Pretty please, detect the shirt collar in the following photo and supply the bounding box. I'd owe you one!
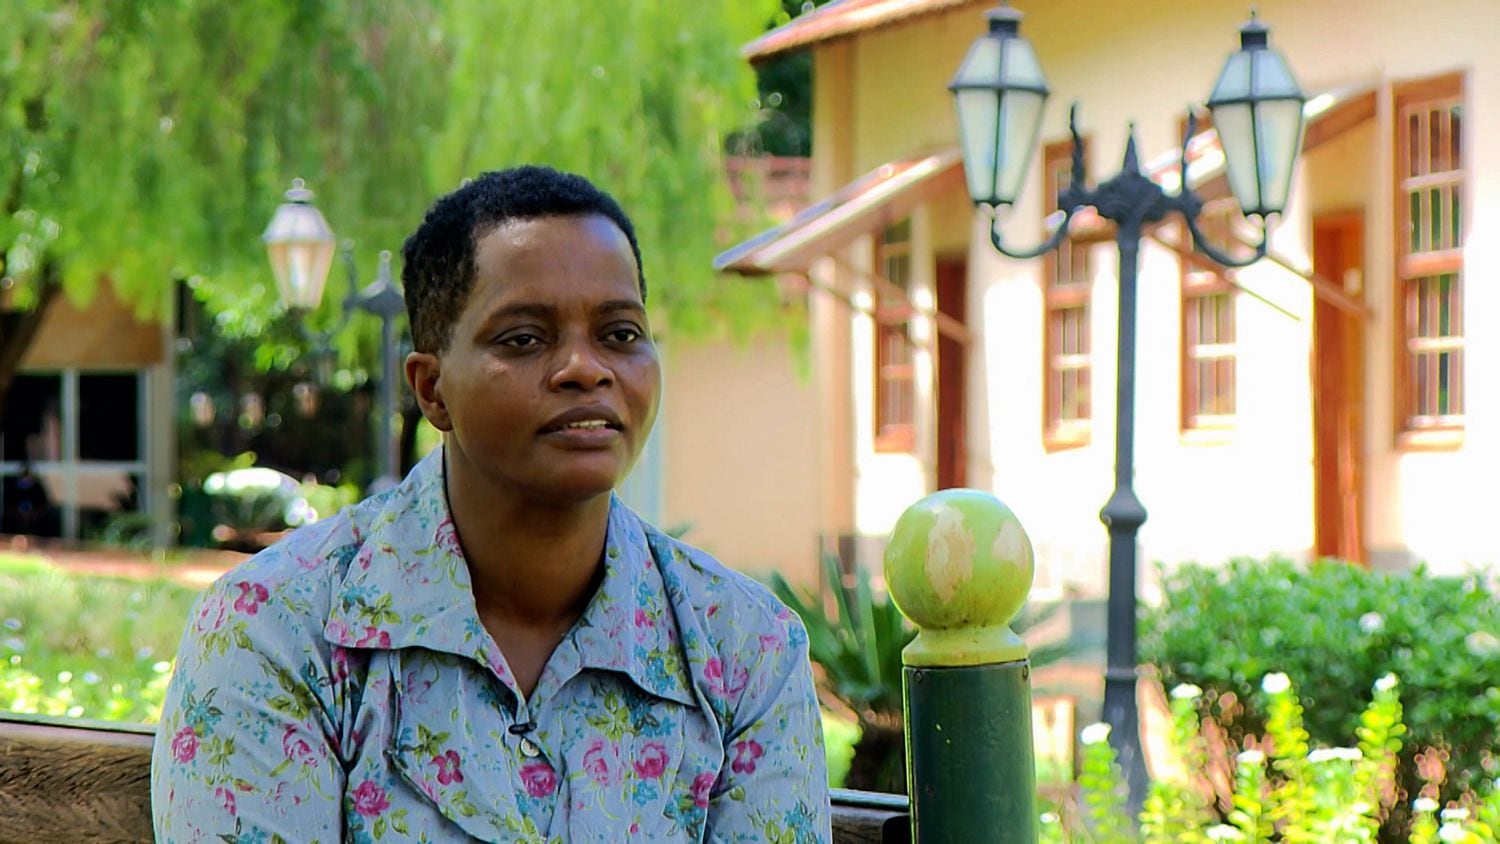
[323,447,694,706]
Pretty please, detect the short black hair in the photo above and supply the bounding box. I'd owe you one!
[401,166,645,353]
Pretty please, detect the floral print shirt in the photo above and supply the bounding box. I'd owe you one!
[152,449,830,843]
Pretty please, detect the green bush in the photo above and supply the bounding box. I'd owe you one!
[1141,556,1500,830]
[1045,674,1500,842]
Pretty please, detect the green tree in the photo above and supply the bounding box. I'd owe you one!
[1,0,780,416]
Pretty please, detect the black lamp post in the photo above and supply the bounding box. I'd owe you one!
[262,179,406,492]
[951,5,1305,807]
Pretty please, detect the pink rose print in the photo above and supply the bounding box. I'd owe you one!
[281,726,318,767]
[691,771,716,808]
[759,632,784,653]
[215,786,237,816]
[520,761,558,798]
[171,726,199,763]
[634,608,654,628]
[581,738,616,785]
[356,625,391,648]
[330,647,351,683]
[633,741,670,780]
[195,596,229,633]
[705,658,750,698]
[351,779,390,817]
[232,581,269,615]
[434,517,461,554]
[431,749,464,785]
[731,739,764,775]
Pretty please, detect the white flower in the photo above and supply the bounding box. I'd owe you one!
[1440,808,1470,822]
[1438,825,1467,843]
[1237,749,1266,765]
[65,705,84,718]
[1039,812,1060,825]
[1171,683,1204,701]
[1375,673,1399,692]
[1081,722,1112,745]
[56,670,72,683]
[1414,797,1440,813]
[1206,825,1246,842]
[1465,631,1500,657]
[152,661,172,674]
[1359,612,1385,633]
[1261,672,1292,695]
[1308,747,1361,764]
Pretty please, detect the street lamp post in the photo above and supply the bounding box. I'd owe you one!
[950,5,1306,808]
[262,179,406,491]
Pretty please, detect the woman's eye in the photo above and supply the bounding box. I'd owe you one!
[499,333,543,349]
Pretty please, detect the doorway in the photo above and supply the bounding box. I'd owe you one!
[1311,212,1367,563]
[936,258,967,490]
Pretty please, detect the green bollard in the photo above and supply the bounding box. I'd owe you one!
[885,489,1038,844]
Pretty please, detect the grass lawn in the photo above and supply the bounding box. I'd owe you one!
[0,554,201,722]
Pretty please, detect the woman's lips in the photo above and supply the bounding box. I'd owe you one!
[539,424,622,448]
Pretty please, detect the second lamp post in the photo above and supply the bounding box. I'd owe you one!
[262,179,407,492]
[950,4,1307,808]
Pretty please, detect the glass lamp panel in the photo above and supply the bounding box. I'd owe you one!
[996,89,1046,205]
[1250,50,1301,97]
[1210,102,1261,215]
[1209,51,1252,102]
[1000,36,1045,90]
[952,33,1003,87]
[1254,99,1305,215]
[955,89,1000,204]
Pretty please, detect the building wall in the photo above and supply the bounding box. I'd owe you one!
[812,0,1500,590]
[657,328,823,585]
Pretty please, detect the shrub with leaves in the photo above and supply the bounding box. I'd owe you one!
[770,553,1072,793]
[1141,556,1500,822]
[1042,673,1500,842]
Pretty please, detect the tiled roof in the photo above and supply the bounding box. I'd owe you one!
[715,148,964,275]
[743,0,988,63]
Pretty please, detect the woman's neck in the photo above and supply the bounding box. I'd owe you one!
[441,452,612,629]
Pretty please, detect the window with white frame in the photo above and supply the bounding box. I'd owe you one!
[1,370,148,539]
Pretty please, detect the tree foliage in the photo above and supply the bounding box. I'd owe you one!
[1,0,781,408]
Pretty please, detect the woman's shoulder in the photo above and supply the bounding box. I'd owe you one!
[637,517,808,650]
[192,501,373,638]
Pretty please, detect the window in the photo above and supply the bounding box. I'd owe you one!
[1394,74,1464,436]
[874,219,916,451]
[1180,201,1240,430]
[0,370,147,539]
[1042,139,1090,448]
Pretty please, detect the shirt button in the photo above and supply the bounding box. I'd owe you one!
[519,738,541,758]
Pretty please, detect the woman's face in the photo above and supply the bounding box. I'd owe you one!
[413,213,660,506]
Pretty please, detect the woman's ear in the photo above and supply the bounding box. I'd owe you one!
[405,351,452,432]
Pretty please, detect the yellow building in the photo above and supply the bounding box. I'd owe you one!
[689,0,1496,595]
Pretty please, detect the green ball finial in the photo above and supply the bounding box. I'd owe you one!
[883,489,1036,667]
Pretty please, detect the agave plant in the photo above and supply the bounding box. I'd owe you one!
[771,552,1072,794]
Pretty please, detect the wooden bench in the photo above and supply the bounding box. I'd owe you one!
[0,713,909,842]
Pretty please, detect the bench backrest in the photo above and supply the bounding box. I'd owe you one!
[0,714,908,842]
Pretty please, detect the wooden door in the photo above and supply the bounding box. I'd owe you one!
[936,259,967,490]
[1312,213,1367,563]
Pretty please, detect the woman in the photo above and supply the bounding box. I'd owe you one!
[152,166,831,843]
